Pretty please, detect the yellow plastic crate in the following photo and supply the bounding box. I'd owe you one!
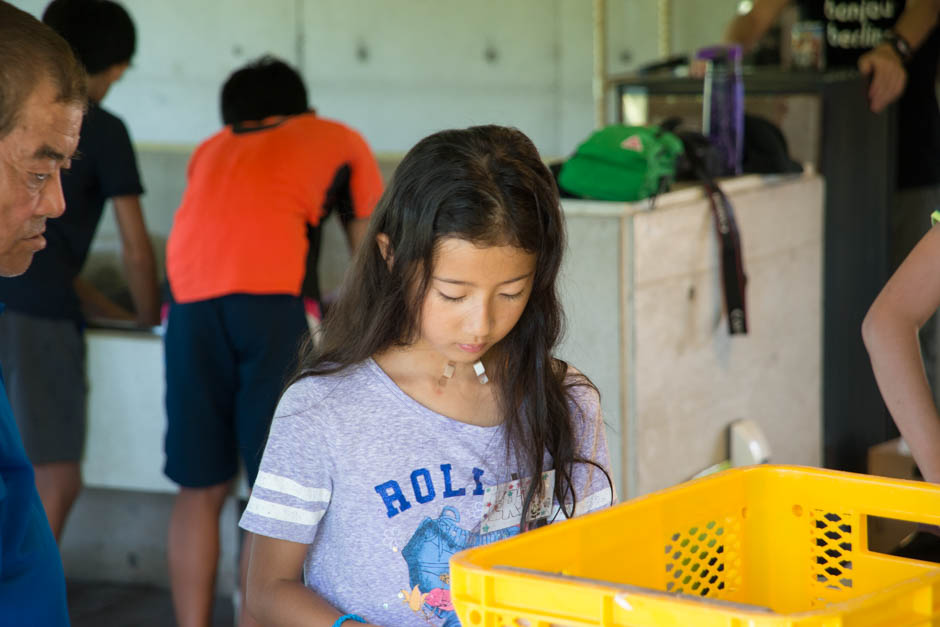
[450,465,940,626]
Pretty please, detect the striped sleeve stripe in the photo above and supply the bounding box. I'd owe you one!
[245,496,325,527]
[254,471,331,503]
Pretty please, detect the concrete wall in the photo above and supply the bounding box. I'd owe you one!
[13,0,737,157]
[15,0,595,156]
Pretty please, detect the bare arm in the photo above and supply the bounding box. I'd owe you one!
[859,0,940,112]
[73,276,134,321]
[112,195,160,326]
[344,217,370,253]
[723,0,792,52]
[689,0,791,76]
[863,224,940,483]
[245,534,380,627]
[891,0,940,50]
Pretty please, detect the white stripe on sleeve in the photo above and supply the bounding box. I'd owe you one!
[245,496,325,527]
[254,471,331,503]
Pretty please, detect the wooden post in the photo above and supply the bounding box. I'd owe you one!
[658,0,672,58]
[593,0,607,128]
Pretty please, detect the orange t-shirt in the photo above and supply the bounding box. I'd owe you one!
[166,113,383,303]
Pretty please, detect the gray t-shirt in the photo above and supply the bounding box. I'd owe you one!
[239,358,613,627]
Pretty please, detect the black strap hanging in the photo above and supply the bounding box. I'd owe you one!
[703,179,748,335]
[655,119,748,334]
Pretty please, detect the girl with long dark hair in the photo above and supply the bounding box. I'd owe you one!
[239,125,614,627]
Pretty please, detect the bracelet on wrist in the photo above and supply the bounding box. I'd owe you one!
[882,30,913,63]
[332,614,365,627]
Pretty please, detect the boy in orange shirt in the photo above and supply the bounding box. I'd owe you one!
[163,55,383,627]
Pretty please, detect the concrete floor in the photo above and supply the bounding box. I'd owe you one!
[68,579,235,627]
[60,487,245,626]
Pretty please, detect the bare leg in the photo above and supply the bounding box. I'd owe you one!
[168,482,231,627]
[238,531,261,627]
[33,461,82,542]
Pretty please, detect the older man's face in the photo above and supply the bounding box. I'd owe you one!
[0,79,82,277]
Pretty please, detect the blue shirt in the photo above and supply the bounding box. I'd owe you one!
[0,359,69,625]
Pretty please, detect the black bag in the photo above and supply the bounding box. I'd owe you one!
[742,114,803,175]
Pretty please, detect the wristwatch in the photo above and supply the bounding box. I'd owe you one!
[882,30,913,63]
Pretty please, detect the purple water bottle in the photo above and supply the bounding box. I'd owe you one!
[696,44,744,176]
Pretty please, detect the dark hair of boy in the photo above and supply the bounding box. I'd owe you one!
[293,124,611,527]
[42,0,136,73]
[220,55,309,125]
[0,1,87,138]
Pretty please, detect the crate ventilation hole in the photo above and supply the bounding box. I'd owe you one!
[811,510,854,593]
[664,518,740,598]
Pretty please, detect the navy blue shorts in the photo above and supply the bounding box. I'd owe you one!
[164,294,308,488]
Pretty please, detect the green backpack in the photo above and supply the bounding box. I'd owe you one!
[558,124,685,202]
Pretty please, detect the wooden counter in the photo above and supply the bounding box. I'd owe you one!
[556,173,824,497]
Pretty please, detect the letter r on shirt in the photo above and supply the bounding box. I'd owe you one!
[374,480,412,518]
